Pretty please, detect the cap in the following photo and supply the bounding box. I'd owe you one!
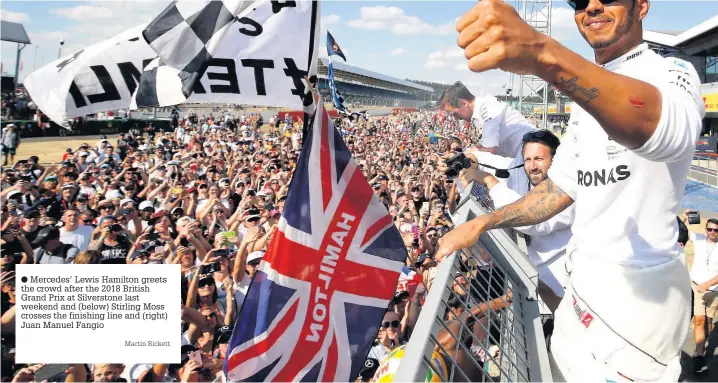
[98,215,118,225]
[245,208,261,222]
[218,178,230,187]
[139,201,154,211]
[256,191,267,197]
[359,358,380,380]
[105,189,123,200]
[61,183,78,190]
[171,207,185,216]
[269,209,281,218]
[120,198,135,207]
[213,325,233,349]
[44,175,58,182]
[76,193,89,202]
[130,249,150,261]
[414,252,429,267]
[97,199,114,208]
[31,226,60,247]
[247,251,264,264]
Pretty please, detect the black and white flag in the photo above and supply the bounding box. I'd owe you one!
[24,0,319,124]
[133,0,319,109]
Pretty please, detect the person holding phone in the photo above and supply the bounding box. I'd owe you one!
[89,216,132,264]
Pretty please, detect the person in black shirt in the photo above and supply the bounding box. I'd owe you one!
[89,216,132,264]
[20,209,43,247]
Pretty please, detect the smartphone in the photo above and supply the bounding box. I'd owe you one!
[188,350,203,366]
[221,231,237,245]
[200,262,221,274]
[34,364,70,382]
[422,202,430,211]
[153,246,164,254]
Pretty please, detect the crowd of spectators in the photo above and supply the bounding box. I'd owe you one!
[0,106,499,382]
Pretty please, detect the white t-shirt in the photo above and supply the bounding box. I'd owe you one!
[472,94,536,159]
[60,225,94,252]
[233,274,253,313]
[547,43,705,267]
[488,182,573,298]
[689,232,718,291]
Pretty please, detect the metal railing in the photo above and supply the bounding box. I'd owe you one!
[690,153,718,187]
[394,183,552,382]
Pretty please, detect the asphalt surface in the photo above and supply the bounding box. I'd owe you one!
[680,319,718,381]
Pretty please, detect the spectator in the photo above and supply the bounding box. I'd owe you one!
[686,217,718,373]
[59,209,94,251]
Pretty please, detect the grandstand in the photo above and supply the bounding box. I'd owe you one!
[316,57,434,109]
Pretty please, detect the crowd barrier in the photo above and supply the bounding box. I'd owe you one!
[0,118,173,139]
[394,183,552,382]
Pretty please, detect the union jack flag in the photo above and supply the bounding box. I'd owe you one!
[224,100,407,382]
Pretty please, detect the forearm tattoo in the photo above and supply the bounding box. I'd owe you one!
[485,178,572,230]
[555,76,600,104]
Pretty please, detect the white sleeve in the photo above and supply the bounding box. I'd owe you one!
[631,58,705,163]
[546,128,578,201]
[488,183,574,236]
[476,97,503,149]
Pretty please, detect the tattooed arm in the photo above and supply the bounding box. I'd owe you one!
[535,40,663,150]
[435,178,573,261]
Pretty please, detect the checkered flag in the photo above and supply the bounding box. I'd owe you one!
[133,0,254,107]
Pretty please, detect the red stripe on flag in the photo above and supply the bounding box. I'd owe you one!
[319,107,332,211]
[321,332,339,382]
[226,299,300,373]
[361,215,392,248]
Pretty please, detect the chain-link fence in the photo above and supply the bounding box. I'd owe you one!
[394,183,552,382]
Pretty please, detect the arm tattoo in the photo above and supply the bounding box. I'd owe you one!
[485,178,573,230]
[555,76,600,103]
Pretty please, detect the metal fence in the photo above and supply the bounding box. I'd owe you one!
[689,153,718,187]
[394,183,552,382]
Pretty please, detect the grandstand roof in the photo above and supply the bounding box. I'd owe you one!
[318,57,434,93]
[1,20,30,44]
[644,15,718,56]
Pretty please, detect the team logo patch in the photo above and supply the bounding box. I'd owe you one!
[572,295,594,328]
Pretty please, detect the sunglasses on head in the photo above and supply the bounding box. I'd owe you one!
[567,0,618,11]
[381,320,400,329]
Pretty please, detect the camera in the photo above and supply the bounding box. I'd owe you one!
[687,211,701,225]
[200,262,221,274]
[443,152,473,179]
[110,223,123,233]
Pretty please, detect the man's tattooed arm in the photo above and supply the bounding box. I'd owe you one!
[482,178,573,230]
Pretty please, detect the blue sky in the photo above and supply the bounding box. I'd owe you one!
[1,1,717,96]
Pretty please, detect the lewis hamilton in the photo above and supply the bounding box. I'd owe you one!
[436,0,706,381]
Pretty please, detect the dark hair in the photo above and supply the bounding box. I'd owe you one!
[677,217,688,246]
[522,130,561,157]
[436,81,475,109]
[707,219,718,228]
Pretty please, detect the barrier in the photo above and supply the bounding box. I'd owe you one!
[0,118,173,139]
[690,152,718,187]
[394,183,552,382]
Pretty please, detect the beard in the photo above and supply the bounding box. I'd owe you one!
[528,171,547,187]
[580,4,635,50]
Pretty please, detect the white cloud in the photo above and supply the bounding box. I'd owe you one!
[423,47,466,70]
[424,60,447,69]
[348,6,454,36]
[55,5,114,20]
[322,14,341,25]
[455,63,469,71]
[391,48,408,56]
[1,9,29,23]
